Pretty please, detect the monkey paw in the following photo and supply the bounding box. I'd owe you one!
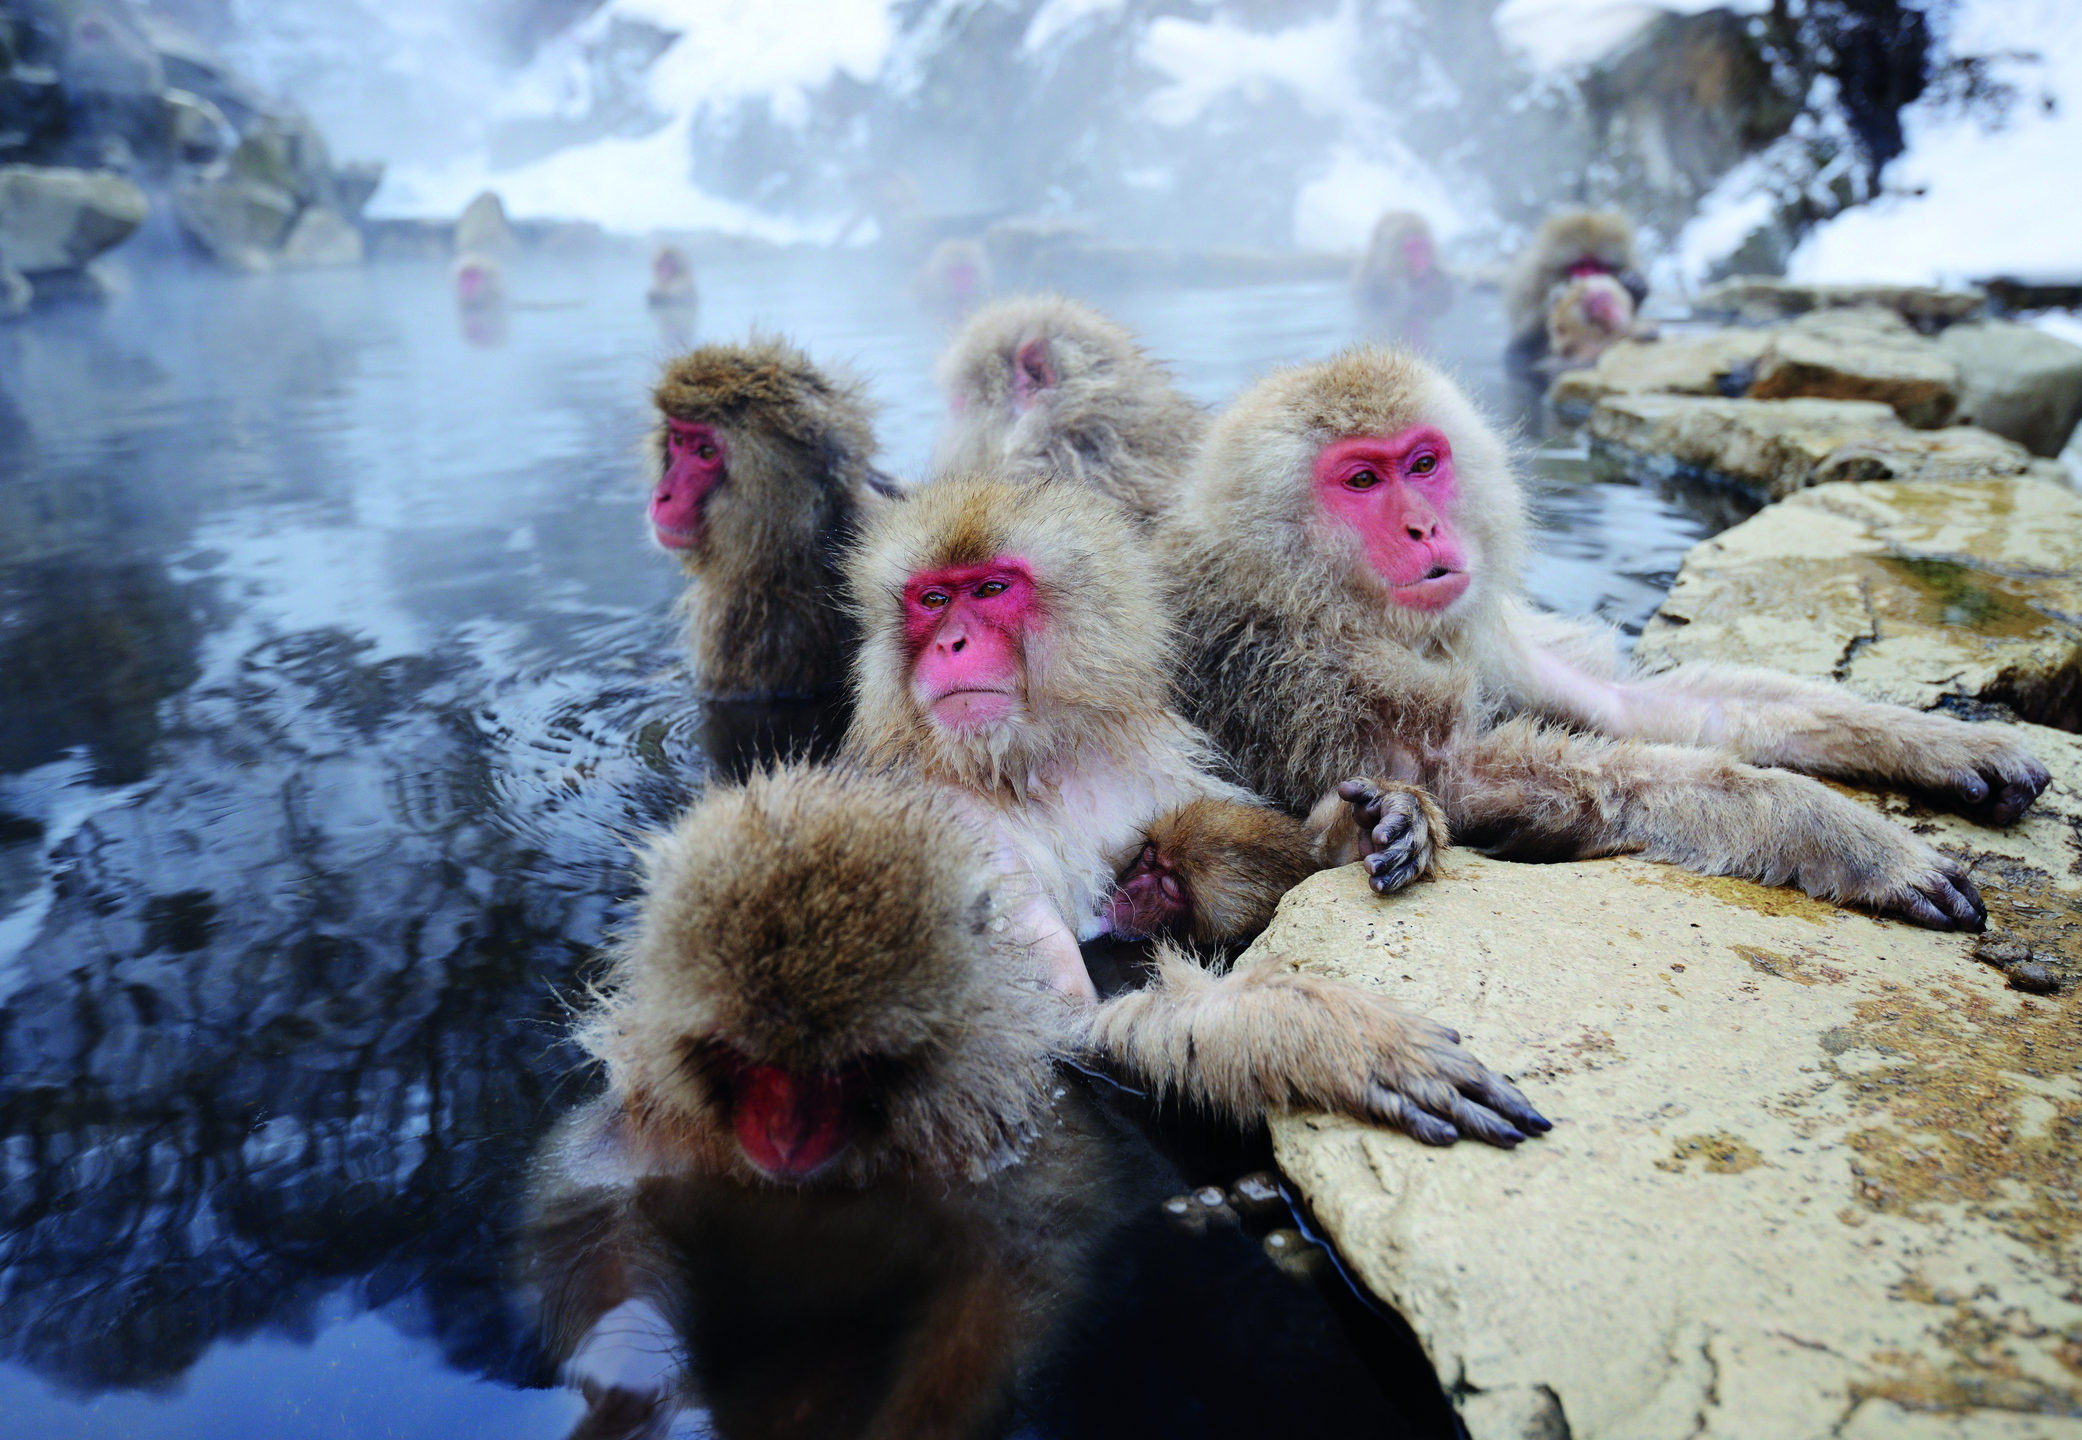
[1875,849,1987,932]
[1372,1017,1552,1148]
[1103,841,1189,940]
[1939,742,2049,827]
[1337,777,1443,895]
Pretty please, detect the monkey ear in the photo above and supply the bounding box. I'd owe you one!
[1012,338,1056,410]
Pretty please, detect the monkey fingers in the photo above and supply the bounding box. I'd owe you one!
[1885,860,1987,932]
[1944,754,2051,828]
[1336,777,1443,894]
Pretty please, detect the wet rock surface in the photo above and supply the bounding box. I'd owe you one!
[1588,394,2062,504]
[1253,720,2082,1438]
[1637,477,2082,730]
[1559,302,2082,467]
[1692,278,1987,330]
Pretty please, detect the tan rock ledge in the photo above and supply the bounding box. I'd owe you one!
[1250,718,2082,1438]
[1693,279,1987,331]
[1750,308,1963,430]
[1589,395,2064,504]
[1637,477,2082,729]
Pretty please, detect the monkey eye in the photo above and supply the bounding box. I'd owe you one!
[974,579,1008,599]
[697,443,718,460]
[918,590,951,609]
[1347,468,1381,490]
[1410,453,1438,475]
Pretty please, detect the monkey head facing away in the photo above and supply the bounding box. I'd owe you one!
[932,295,1205,522]
[582,764,1070,1189]
[648,337,895,698]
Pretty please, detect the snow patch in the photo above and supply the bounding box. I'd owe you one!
[1790,0,2081,287]
[1294,148,1470,253]
[1494,0,1764,73]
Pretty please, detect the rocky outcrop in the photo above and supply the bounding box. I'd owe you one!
[1588,394,2061,504]
[1939,320,2082,459]
[1565,311,2082,465]
[1256,757,2082,1438]
[1637,475,2082,730]
[0,162,146,272]
[1692,278,1987,331]
[1750,308,1961,428]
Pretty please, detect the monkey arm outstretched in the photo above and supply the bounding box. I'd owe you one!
[1504,614,2051,826]
[1084,947,1548,1147]
[1438,719,1988,930]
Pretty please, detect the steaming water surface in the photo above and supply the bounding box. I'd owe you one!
[0,253,1713,1438]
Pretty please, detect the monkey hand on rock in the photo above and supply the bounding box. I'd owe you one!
[1891,723,2050,827]
[1334,778,1445,895]
[1857,835,1987,931]
[1088,950,1551,1148]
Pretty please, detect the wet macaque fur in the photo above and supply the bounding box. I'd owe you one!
[1503,208,1650,373]
[539,764,1109,1438]
[843,474,1543,1145]
[1160,346,2050,931]
[649,337,897,698]
[932,295,1206,522]
[1545,272,1642,369]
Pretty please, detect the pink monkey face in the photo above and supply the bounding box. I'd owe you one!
[902,558,1040,729]
[1401,234,1434,277]
[650,421,727,551]
[1313,427,1471,612]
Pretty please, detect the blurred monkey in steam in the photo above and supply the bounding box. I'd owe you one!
[1352,210,1454,345]
[1503,208,1649,374]
[452,252,508,347]
[913,237,993,324]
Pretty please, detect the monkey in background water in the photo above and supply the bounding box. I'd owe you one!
[931,295,1206,523]
[1351,210,1455,346]
[1160,346,2047,931]
[1503,208,1650,375]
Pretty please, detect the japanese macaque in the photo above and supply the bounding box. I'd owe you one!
[648,338,899,702]
[452,252,508,347]
[646,244,697,308]
[930,295,1204,523]
[530,763,1110,1438]
[842,473,1545,1145]
[1544,271,1644,369]
[1503,208,1650,374]
[1351,210,1454,343]
[1160,347,2052,931]
[913,237,993,323]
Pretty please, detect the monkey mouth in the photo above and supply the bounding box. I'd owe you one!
[652,522,701,551]
[1390,568,1470,611]
[930,688,1018,728]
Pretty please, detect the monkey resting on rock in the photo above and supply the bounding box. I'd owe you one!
[526,763,1546,1436]
[1159,346,2049,931]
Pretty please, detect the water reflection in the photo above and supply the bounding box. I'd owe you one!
[0,252,1715,1435]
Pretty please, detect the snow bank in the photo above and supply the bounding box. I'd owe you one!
[1789,0,2080,286]
[1493,0,1765,73]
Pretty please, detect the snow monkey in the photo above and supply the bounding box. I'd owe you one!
[1351,209,1454,343]
[842,474,1544,1146]
[1503,207,1650,374]
[931,295,1206,522]
[528,761,1541,1434]
[648,337,901,701]
[646,243,696,307]
[913,236,993,323]
[1161,347,2052,931]
[533,762,1109,1437]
